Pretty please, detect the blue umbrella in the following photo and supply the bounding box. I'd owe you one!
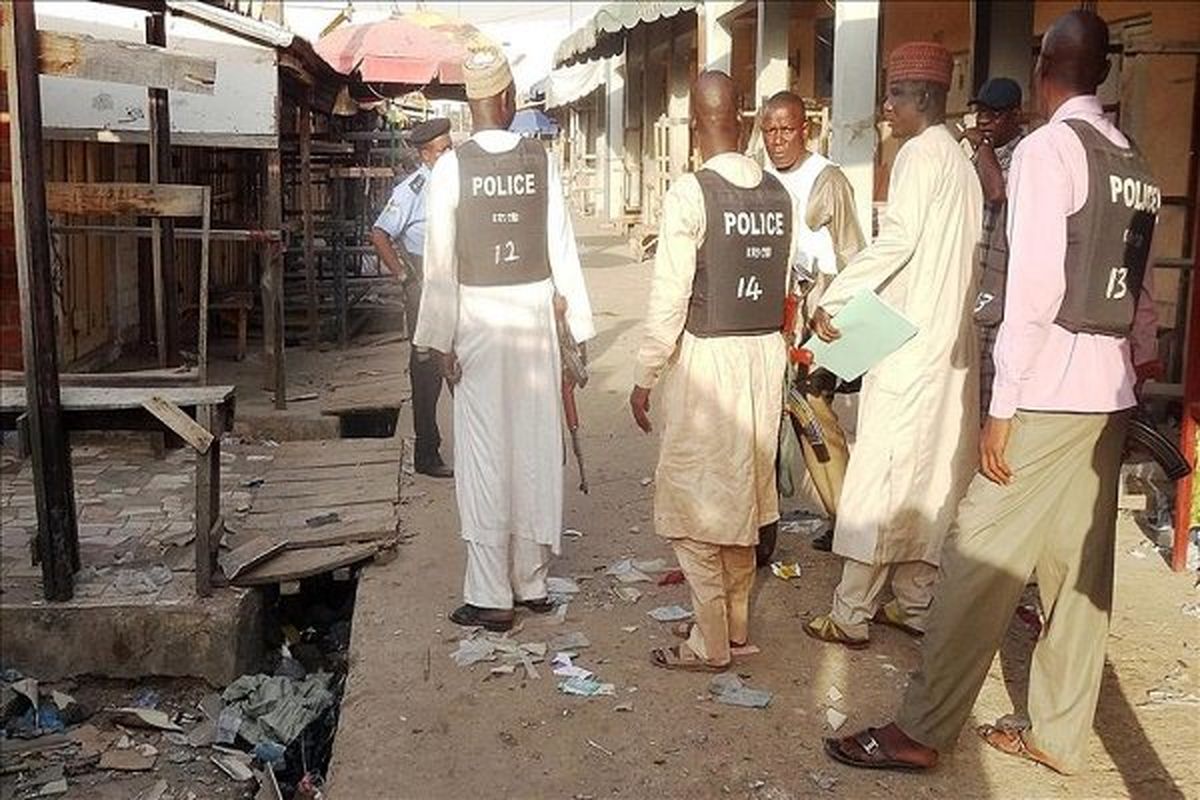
[510,108,560,137]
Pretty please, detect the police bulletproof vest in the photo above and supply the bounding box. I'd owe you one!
[973,201,1009,327]
[1055,119,1159,336]
[455,138,552,286]
[685,170,792,337]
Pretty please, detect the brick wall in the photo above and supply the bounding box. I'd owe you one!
[0,56,21,372]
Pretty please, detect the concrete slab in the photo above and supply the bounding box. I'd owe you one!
[0,585,264,686]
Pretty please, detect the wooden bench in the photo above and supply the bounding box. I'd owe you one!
[0,385,236,596]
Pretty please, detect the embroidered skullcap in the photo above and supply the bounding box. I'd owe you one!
[888,42,954,88]
[463,40,514,100]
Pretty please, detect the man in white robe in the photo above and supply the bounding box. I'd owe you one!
[804,42,982,648]
[414,44,595,632]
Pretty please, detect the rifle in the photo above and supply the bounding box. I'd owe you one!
[1127,409,1192,481]
[554,295,589,494]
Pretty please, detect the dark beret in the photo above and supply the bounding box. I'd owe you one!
[408,117,451,146]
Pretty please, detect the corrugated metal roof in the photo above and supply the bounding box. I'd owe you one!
[554,1,698,67]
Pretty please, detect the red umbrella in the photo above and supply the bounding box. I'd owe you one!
[315,11,481,94]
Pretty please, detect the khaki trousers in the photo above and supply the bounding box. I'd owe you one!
[897,410,1129,774]
[829,558,938,639]
[671,538,757,667]
[463,538,551,610]
[798,391,849,517]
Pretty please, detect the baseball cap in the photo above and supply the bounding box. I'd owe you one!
[970,77,1022,110]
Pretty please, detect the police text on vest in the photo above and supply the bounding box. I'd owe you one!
[723,210,786,238]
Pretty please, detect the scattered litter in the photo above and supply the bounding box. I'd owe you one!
[639,476,654,487]
[633,558,669,573]
[255,740,287,769]
[134,687,160,709]
[628,526,641,534]
[613,586,643,604]
[548,631,591,651]
[1181,602,1200,619]
[211,752,256,782]
[587,738,615,756]
[110,707,182,732]
[215,706,242,744]
[451,638,498,667]
[99,747,156,771]
[709,673,772,709]
[305,512,340,528]
[606,559,653,584]
[163,731,189,747]
[221,673,335,746]
[648,605,693,623]
[613,703,633,713]
[658,569,685,586]
[879,663,899,673]
[563,528,585,539]
[808,771,839,791]
[134,779,169,800]
[825,708,847,731]
[11,677,38,707]
[620,625,639,633]
[770,562,802,581]
[50,691,76,711]
[489,664,516,676]
[112,565,173,595]
[826,686,843,704]
[547,577,581,596]
[559,677,616,697]
[551,653,594,680]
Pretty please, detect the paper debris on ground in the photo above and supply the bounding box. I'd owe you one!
[551,653,594,680]
[221,673,334,746]
[548,631,591,651]
[489,664,516,676]
[613,703,633,713]
[558,677,616,697]
[110,707,182,732]
[563,528,585,538]
[1181,602,1200,619]
[825,708,847,731]
[99,747,157,771]
[133,779,169,800]
[632,558,669,574]
[613,586,643,604]
[809,771,838,791]
[620,625,639,633]
[546,577,581,596]
[770,562,802,580]
[605,559,653,584]
[451,638,497,667]
[826,686,843,704]
[640,476,653,487]
[211,752,256,782]
[708,673,772,709]
[647,605,693,623]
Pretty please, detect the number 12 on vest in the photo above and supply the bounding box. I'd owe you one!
[494,240,520,265]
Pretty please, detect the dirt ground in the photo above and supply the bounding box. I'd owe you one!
[328,223,1200,800]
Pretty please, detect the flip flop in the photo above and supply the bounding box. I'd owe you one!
[669,625,760,656]
[804,615,869,650]
[977,725,1069,775]
[649,645,726,673]
[824,728,932,772]
[871,603,925,638]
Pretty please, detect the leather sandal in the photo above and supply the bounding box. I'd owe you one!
[649,644,726,673]
[871,602,925,638]
[824,728,933,772]
[515,597,556,614]
[977,725,1069,775]
[804,615,869,650]
[449,604,513,632]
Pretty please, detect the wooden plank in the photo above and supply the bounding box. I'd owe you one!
[261,140,286,409]
[48,223,283,242]
[0,368,198,387]
[250,502,397,531]
[247,487,398,515]
[270,450,400,470]
[253,475,398,500]
[0,385,234,412]
[194,406,223,596]
[5,4,80,601]
[218,535,287,581]
[140,395,214,452]
[232,542,381,586]
[146,12,180,368]
[37,30,216,94]
[42,128,278,150]
[328,166,396,179]
[45,182,206,217]
[254,463,399,485]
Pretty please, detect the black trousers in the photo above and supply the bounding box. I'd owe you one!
[404,255,444,464]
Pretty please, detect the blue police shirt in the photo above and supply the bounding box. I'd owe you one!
[373,164,430,258]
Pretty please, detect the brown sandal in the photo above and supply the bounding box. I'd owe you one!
[669,624,760,656]
[977,725,1069,774]
[824,728,933,772]
[649,645,726,673]
[871,603,925,638]
[804,615,869,650]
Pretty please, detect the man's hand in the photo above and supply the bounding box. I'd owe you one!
[809,307,841,342]
[960,126,984,148]
[440,351,462,387]
[629,385,653,433]
[980,416,1013,485]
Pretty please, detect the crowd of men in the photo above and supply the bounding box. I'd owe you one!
[370,7,1161,777]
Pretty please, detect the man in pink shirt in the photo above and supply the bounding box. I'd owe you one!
[824,9,1161,775]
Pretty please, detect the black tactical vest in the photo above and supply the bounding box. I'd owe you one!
[1055,120,1159,336]
[685,170,792,337]
[455,138,552,286]
[972,201,1009,327]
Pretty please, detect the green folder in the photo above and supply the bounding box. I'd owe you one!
[803,289,918,382]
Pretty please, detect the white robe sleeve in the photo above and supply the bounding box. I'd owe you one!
[817,138,932,315]
[546,157,595,343]
[414,153,460,354]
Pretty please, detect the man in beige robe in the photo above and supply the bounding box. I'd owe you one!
[630,71,794,670]
[761,91,866,557]
[804,42,982,648]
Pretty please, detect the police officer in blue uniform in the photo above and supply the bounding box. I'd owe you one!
[370,118,454,477]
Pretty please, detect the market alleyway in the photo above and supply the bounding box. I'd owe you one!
[327,223,1199,800]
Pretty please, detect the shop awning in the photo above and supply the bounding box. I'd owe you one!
[544,57,610,109]
[553,1,698,67]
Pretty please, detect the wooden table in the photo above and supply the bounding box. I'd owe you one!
[0,385,236,595]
